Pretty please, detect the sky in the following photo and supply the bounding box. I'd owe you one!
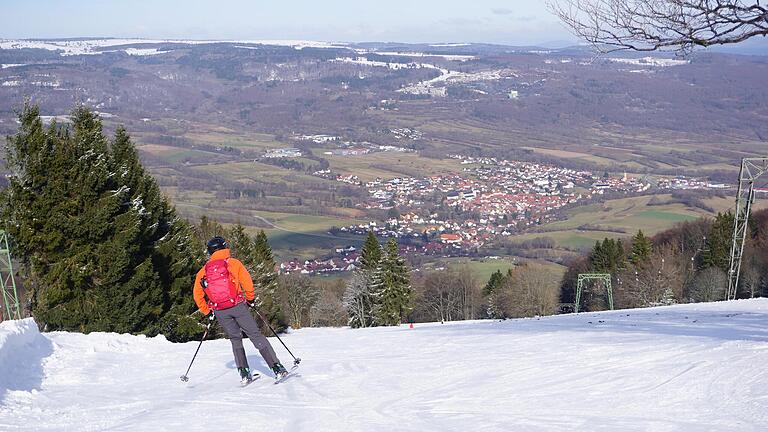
[0,0,576,46]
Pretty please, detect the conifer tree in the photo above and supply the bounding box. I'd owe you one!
[228,224,257,265]
[702,212,734,273]
[483,269,508,318]
[360,231,382,271]
[195,216,226,248]
[629,230,652,265]
[372,238,412,326]
[483,270,506,297]
[590,240,608,272]
[252,230,286,332]
[590,238,625,274]
[3,103,200,340]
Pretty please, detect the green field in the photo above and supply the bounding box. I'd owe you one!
[422,257,565,283]
[511,195,723,252]
[323,152,465,182]
[139,144,223,164]
[185,130,285,151]
[170,202,368,259]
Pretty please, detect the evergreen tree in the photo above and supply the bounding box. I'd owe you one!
[106,124,201,336]
[360,231,382,271]
[195,216,226,248]
[482,270,506,297]
[590,240,608,272]
[590,238,625,274]
[228,224,257,264]
[3,103,200,340]
[252,230,286,332]
[482,269,508,318]
[629,230,652,265]
[702,212,734,273]
[372,239,412,326]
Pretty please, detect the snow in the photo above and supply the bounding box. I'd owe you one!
[124,48,169,56]
[430,43,472,47]
[369,51,475,61]
[0,319,53,401]
[331,56,433,71]
[2,300,768,431]
[0,38,346,56]
[607,57,690,67]
[399,69,509,96]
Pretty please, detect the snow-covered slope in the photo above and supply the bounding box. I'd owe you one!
[2,300,768,431]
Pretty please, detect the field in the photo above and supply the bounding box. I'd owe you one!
[423,256,565,282]
[511,194,768,252]
[521,146,625,167]
[321,151,465,182]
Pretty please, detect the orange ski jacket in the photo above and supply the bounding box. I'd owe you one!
[193,248,255,316]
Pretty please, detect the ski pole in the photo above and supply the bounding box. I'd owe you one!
[180,320,212,382]
[250,306,302,366]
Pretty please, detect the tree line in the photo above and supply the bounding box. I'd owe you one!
[560,211,768,312]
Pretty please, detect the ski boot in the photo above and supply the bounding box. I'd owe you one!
[271,362,288,380]
[238,367,254,386]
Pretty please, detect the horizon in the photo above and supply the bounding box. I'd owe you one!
[3,0,767,54]
[2,35,766,55]
[0,0,576,46]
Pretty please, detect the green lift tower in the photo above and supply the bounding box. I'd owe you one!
[0,230,21,321]
[575,273,613,313]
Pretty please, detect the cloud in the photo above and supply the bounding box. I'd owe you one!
[491,8,515,15]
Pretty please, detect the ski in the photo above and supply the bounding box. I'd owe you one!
[273,365,298,384]
[240,374,260,387]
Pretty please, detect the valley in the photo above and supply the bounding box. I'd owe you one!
[2,38,767,271]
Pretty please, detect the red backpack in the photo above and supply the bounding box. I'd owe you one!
[203,259,244,310]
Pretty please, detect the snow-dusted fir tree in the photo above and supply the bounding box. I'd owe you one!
[3,104,200,340]
[228,224,257,265]
[372,238,412,326]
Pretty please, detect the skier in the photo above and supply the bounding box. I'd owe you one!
[193,236,288,384]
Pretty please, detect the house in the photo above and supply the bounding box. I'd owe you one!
[440,233,462,244]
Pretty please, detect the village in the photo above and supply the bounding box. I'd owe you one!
[278,154,731,275]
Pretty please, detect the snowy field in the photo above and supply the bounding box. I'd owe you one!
[1,300,768,431]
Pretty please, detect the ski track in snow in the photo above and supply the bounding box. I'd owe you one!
[1,300,768,431]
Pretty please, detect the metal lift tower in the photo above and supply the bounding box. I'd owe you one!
[726,158,768,301]
[0,230,21,321]
[575,273,614,313]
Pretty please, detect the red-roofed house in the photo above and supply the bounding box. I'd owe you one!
[440,233,462,244]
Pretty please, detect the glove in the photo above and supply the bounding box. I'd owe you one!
[207,311,215,321]
[246,300,257,309]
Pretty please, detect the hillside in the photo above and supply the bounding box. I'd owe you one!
[2,39,767,262]
[2,300,767,431]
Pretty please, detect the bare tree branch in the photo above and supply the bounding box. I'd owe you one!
[548,0,768,53]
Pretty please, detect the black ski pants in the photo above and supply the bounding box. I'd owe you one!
[215,303,279,370]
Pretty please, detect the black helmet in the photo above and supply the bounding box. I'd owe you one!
[206,236,228,255]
